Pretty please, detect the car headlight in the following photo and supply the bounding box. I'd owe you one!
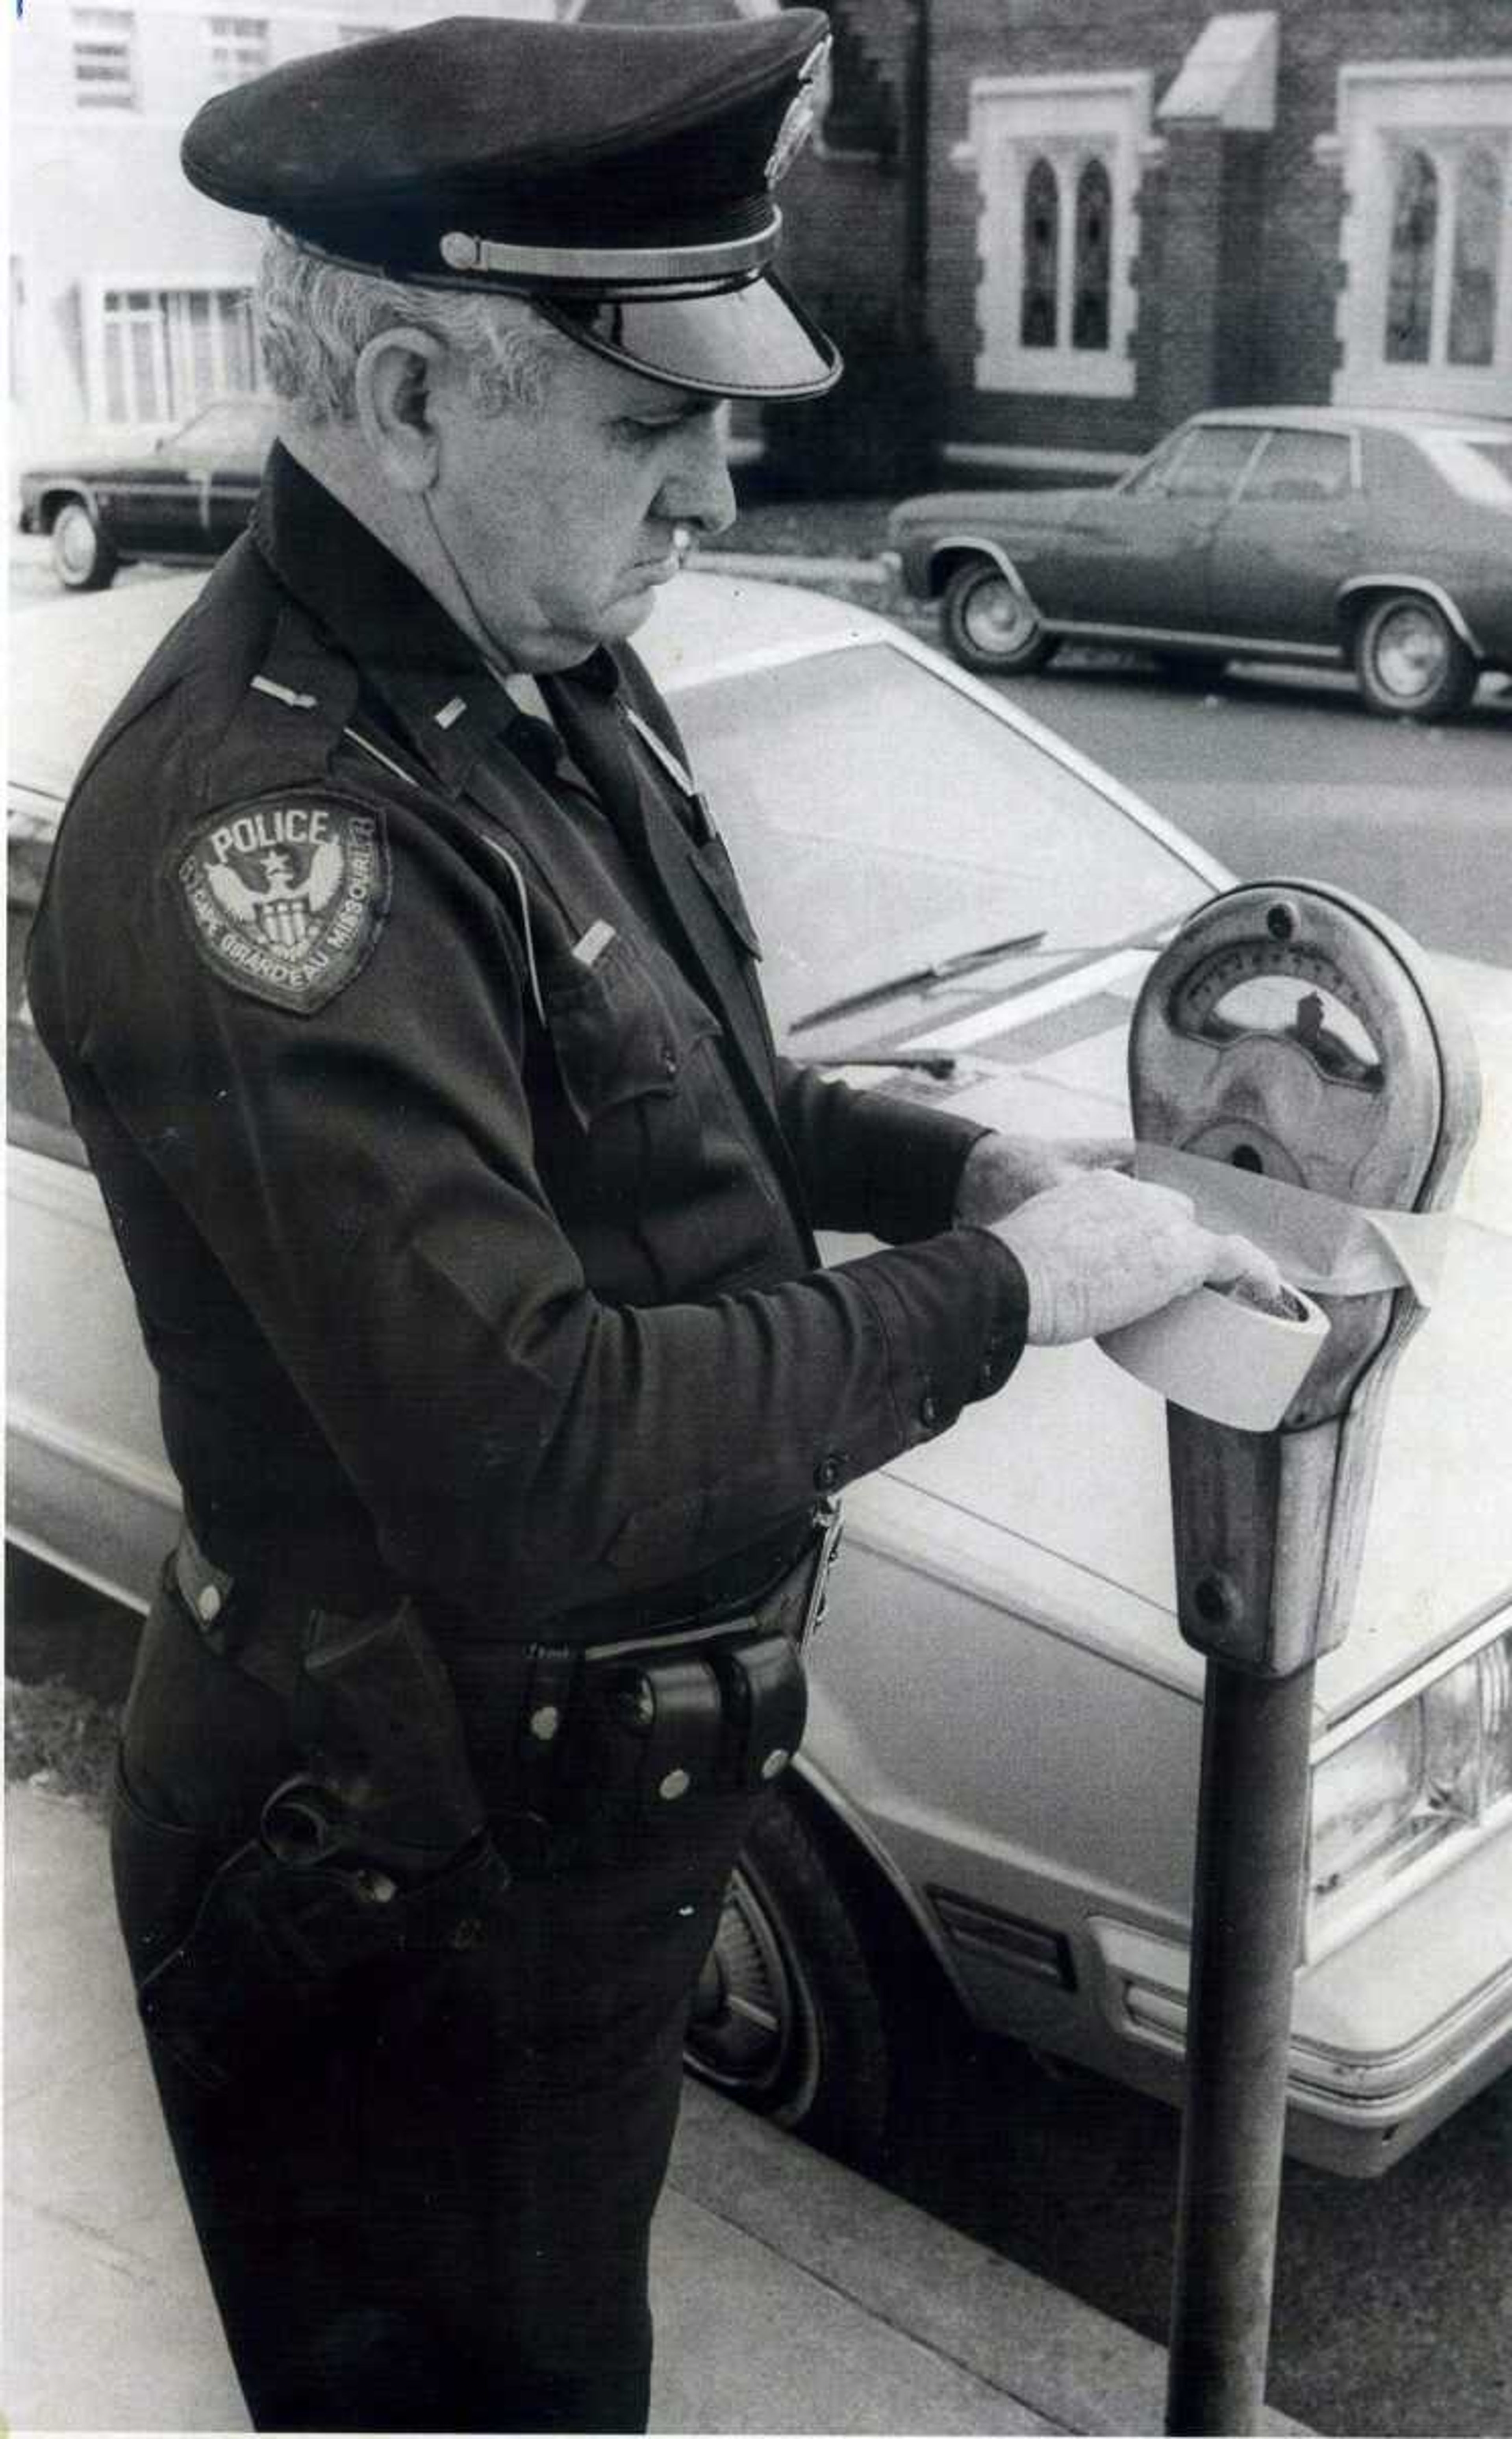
[1308,1617,1512,1951]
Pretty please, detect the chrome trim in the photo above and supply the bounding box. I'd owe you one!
[923,536,1041,610]
[1336,573,1483,657]
[1041,616,1343,664]
[436,212,781,287]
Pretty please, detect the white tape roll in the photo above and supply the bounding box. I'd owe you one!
[1098,1282,1330,1430]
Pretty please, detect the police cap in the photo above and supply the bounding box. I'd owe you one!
[182,10,841,400]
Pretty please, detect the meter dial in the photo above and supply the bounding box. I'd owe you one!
[1171,941,1384,1090]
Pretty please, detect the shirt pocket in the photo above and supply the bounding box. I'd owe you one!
[543,930,718,1137]
[540,930,782,1297]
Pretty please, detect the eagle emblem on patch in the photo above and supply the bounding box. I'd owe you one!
[178,797,391,1013]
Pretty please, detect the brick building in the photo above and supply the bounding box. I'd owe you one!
[778,0,1512,482]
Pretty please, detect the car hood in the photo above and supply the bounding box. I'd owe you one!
[833,947,1512,1725]
[888,488,1082,540]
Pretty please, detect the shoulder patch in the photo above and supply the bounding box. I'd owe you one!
[177,795,391,1014]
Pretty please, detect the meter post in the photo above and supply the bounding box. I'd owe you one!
[1125,883,1479,2439]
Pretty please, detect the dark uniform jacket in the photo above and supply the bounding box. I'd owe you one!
[29,445,1027,1642]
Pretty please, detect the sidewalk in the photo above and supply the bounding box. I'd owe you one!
[4,1785,1309,2436]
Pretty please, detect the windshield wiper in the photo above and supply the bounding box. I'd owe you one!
[791,930,1047,1034]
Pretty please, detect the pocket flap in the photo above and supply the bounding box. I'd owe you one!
[544,932,717,1129]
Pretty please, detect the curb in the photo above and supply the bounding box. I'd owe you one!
[668,2081,1313,2439]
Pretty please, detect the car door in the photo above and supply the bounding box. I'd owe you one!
[1205,426,1363,645]
[1056,423,1264,634]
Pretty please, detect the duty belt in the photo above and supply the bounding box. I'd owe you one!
[171,1502,844,1832]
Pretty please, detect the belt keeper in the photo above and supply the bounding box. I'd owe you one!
[519,1644,576,1810]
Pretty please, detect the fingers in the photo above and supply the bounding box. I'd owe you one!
[1203,1230,1286,1304]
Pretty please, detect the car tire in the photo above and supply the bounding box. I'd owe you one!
[49,501,118,593]
[1353,592,1478,722]
[940,560,1059,676]
[685,1788,899,2165]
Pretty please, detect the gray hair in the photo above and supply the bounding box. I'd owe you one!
[254,226,569,424]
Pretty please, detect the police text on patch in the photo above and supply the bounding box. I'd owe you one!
[178,799,391,1013]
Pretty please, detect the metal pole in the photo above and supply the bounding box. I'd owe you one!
[1165,1657,1316,2436]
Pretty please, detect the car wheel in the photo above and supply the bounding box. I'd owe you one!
[685,1789,897,2165]
[1353,592,1477,722]
[940,560,1059,676]
[49,502,118,593]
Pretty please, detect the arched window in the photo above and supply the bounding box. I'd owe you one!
[1384,148,1438,363]
[1072,157,1111,350]
[1449,145,1502,367]
[1020,156,1059,348]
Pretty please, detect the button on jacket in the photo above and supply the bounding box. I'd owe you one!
[29,446,1028,1638]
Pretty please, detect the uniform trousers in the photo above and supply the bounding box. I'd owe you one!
[111,1574,769,2433]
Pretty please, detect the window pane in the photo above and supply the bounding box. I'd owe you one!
[1164,426,1259,500]
[187,291,217,405]
[104,317,128,423]
[1385,149,1438,364]
[130,318,160,421]
[1241,429,1352,503]
[1020,157,1059,349]
[220,293,256,393]
[1072,158,1111,351]
[72,7,134,106]
[1449,146,1502,368]
[207,13,269,87]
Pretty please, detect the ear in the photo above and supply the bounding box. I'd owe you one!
[354,326,449,494]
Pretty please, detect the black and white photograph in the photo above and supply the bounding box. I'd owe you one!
[6,3,1511,2434]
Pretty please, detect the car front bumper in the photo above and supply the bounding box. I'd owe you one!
[1084,1825,1512,2174]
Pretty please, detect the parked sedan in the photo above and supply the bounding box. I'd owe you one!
[9,570,1512,2178]
[17,396,278,592]
[888,407,1512,722]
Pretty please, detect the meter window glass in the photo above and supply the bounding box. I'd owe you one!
[1192,973,1383,1085]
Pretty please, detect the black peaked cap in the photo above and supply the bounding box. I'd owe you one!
[182,10,841,398]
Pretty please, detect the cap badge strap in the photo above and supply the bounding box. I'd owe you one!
[765,35,830,187]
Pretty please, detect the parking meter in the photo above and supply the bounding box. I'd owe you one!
[1122,879,1480,2436]
[1129,879,1480,1681]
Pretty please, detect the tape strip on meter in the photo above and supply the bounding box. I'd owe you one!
[1134,1144,1451,1307]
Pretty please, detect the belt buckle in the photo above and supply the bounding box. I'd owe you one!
[798,1498,844,1651]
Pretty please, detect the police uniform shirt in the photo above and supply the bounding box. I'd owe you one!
[28,446,1028,1641]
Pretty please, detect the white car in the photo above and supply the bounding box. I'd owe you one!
[9,568,1512,2176]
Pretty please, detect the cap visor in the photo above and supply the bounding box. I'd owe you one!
[537,272,840,400]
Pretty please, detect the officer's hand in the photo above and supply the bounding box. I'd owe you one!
[954,1129,1134,1225]
[987,1170,1286,1348]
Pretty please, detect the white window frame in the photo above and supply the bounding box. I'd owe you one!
[86,278,265,429]
[954,72,1153,399]
[205,14,271,89]
[1318,60,1512,414]
[71,6,138,110]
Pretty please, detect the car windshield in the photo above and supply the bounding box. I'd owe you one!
[674,641,1208,1045]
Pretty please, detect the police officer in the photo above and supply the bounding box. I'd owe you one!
[28,12,1280,2431]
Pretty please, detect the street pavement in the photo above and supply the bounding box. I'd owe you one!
[3,1782,1311,2437]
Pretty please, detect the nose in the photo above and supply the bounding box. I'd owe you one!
[657,411,737,539]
